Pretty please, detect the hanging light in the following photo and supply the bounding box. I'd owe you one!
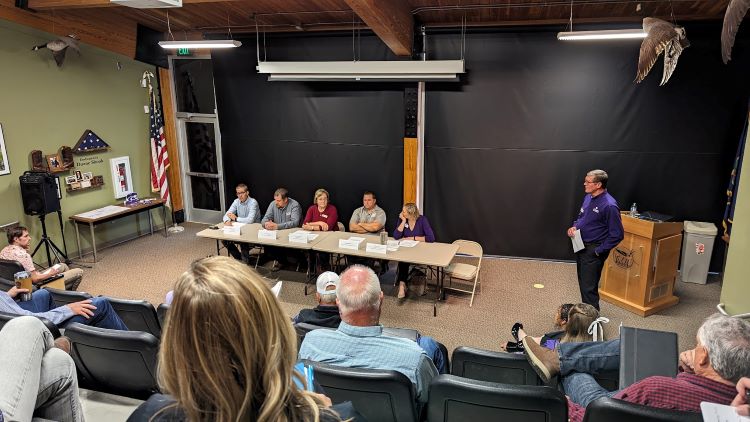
[159,40,241,49]
[557,29,646,41]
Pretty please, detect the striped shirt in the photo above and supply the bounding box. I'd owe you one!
[298,321,438,403]
[222,197,261,224]
[0,291,73,325]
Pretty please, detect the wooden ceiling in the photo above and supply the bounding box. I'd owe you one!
[1,0,733,58]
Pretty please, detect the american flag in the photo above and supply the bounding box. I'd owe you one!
[75,130,109,152]
[149,89,171,207]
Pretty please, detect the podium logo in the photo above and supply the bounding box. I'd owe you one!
[613,246,635,269]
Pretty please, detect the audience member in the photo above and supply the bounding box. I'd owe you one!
[731,377,750,416]
[506,303,603,352]
[0,226,83,290]
[522,313,750,422]
[261,188,302,271]
[302,189,338,271]
[129,256,347,422]
[0,286,127,330]
[502,303,573,352]
[348,191,386,234]
[293,271,341,328]
[299,265,443,405]
[393,203,435,299]
[222,183,261,263]
[0,317,82,421]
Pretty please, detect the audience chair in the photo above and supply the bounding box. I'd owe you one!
[0,276,13,291]
[443,240,483,306]
[294,322,331,350]
[582,397,703,422]
[0,311,61,338]
[156,303,169,327]
[0,259,65,291]
[305,360,418,422]
[108,297,161,338]
[45,287,92,308]
[0,258,25,282]
[65,322,160,400]
[451,346,545,386]
[427,374,568,422]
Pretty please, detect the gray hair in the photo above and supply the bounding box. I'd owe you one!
[337,265,381,314]
[274,188,288,199]
[586,169,609,188]
[697,313,750,384]
[319,292,337,304]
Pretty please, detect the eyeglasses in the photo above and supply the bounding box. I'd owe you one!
[236,191,248,196]
[583,180,600,185]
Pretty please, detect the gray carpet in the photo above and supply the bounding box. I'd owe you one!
[76,222,721,354]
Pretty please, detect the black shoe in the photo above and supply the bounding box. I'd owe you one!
[511,322,524,342]
[504,341,525,353]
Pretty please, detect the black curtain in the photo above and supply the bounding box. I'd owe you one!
[424,24,750,271]
[212,33,408,232]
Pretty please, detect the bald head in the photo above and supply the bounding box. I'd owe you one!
[337,265,383,325]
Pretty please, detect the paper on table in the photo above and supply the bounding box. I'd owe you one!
[75,205,130,219]
[307,234,319,240]
[571,229,584,253]
[399,239,419,247]
[348,236,366,243]
[271,281,282,298]
[700,402,750,422]
[387,240,400,251]
[223,222,244,235]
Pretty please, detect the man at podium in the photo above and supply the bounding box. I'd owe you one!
[567,170,624,310]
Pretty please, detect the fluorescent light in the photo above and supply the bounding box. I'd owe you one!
[159,40,242,49]
[111,0,181,7]
[256,60,465,82]
[557,29,646,41]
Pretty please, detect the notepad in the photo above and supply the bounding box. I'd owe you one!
[700,402,750,422]
[571,229,584,253]
[399,239,419,248]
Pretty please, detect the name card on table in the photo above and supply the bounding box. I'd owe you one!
[365,243,387,255]
[258,229,278,240]
[339,239,362,251]
[288,231,309,244]
[386,240,400,251]
[223,225,241,235]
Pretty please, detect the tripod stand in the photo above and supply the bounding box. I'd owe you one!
[30,210,69,268]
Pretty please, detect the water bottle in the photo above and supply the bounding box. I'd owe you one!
[380,231,388,245]
[630,203,638,217]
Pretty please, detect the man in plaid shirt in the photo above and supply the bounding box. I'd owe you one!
[522,313,750,421]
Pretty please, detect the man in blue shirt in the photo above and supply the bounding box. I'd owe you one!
[222,183,260,263]
[567,170,624,310]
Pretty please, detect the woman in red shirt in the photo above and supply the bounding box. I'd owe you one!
[303,189,338,271]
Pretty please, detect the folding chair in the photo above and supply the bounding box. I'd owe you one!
[443,240,483,306]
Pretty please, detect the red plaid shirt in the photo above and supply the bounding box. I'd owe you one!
[568,373,737,422]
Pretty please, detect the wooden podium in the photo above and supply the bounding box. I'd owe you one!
[599,214,683,316]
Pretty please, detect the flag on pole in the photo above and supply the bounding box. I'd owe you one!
[146,71,171,208]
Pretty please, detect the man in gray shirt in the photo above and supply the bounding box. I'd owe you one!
[349,191,386,234]
[261,188,302,270]
[222,183,260,263]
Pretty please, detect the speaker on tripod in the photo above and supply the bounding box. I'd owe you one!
[18,171,68,267]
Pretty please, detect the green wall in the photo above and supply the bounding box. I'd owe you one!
[0,19,164,260]
[720,129,750,315]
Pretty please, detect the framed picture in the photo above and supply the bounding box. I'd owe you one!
[0,124,9,176]
[46,154,63,171]
[65,175,77,184]
[110,156,133,199]
[75,170,82,180]
[82,172,92,181]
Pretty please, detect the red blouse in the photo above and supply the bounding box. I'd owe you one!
[303,204,339,231]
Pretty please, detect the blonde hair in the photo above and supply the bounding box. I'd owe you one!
[158,256,336,422]
[561,303,599,343]
[403,203,420,219]
[313,189,329,204]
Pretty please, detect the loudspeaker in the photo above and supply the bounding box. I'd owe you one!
[404,87,418,138]
[20,172,61,216]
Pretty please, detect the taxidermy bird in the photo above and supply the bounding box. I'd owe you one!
[721,0,750,63]
[635,17,690,86]
[32,35,80,67]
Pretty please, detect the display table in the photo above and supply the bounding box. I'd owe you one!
[599,214,683,316]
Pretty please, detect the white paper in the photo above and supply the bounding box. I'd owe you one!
[348,237,366,243]
[258,229,277,240]
[271,281,283,298]
[306,234,319,241]
[223,225,241,235]
[700,402,750,422]
[571,229,584,253]
[288,231,309,244]
[75,205,130,219]
[365,243,388,255]
[386,240,400,251]
[398,239,419,248]
[339,239,361,251]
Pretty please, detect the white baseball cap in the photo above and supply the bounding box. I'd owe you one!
[316,271,340,295]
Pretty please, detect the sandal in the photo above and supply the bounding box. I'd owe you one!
[504,341,525,353]
[511,322,524,342]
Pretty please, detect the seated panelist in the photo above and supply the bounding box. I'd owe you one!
[261,188,301,230]
[302,189,338,232]
[221,183,260,263]
[349,191,386,234]
[393,203,435,299]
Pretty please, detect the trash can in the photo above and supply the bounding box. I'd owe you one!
[680,221,718,284]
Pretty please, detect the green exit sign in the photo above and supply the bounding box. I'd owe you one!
[177,48,191,56]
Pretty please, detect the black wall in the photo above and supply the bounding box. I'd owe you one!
[212,25,750,271]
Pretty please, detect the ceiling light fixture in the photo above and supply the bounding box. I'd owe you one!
[159,40,242,49]
[557,29,647,41]
[256,60,465,82]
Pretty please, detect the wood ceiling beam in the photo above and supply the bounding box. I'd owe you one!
[27,0,236,11]
[345,0,413,57]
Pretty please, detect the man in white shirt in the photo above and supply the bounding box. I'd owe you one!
[222,183,260,263]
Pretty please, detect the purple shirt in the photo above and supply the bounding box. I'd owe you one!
[393,216,436,243]
[572,191,624,255]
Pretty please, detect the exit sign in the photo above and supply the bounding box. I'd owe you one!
[177,48,191,56]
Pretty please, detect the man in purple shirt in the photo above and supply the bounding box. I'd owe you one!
[567,170,624,310]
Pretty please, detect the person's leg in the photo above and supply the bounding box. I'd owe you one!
[562,372,619,408]
[62,267,83,291]
[63,297,128,330]
[240,243,252,264]
[577,245,605,310]
[558,339,620,377]
[34,347,83,421]
[397,262,411,284]
[416,335,448,374]
[0,317,51,421]
[222,240,242,260]
[17,288,55,313]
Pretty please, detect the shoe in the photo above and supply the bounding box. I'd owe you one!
[511,322,524,342]
[397,282,406,299]
[54,336,71,355]
[522,337,560,383]
[504,341,524,353]
[271,260,282,272]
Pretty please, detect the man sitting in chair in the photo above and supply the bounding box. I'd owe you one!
[293,271,341,328]
[222,183,261,263]
[522,313,750,421]
[0,226,82,290]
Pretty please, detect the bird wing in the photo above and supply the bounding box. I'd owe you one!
[61,36,81,55]
[722,0,750,63]
[52,48,68,67]
[636,18,679,83]
[660,39,686,85]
